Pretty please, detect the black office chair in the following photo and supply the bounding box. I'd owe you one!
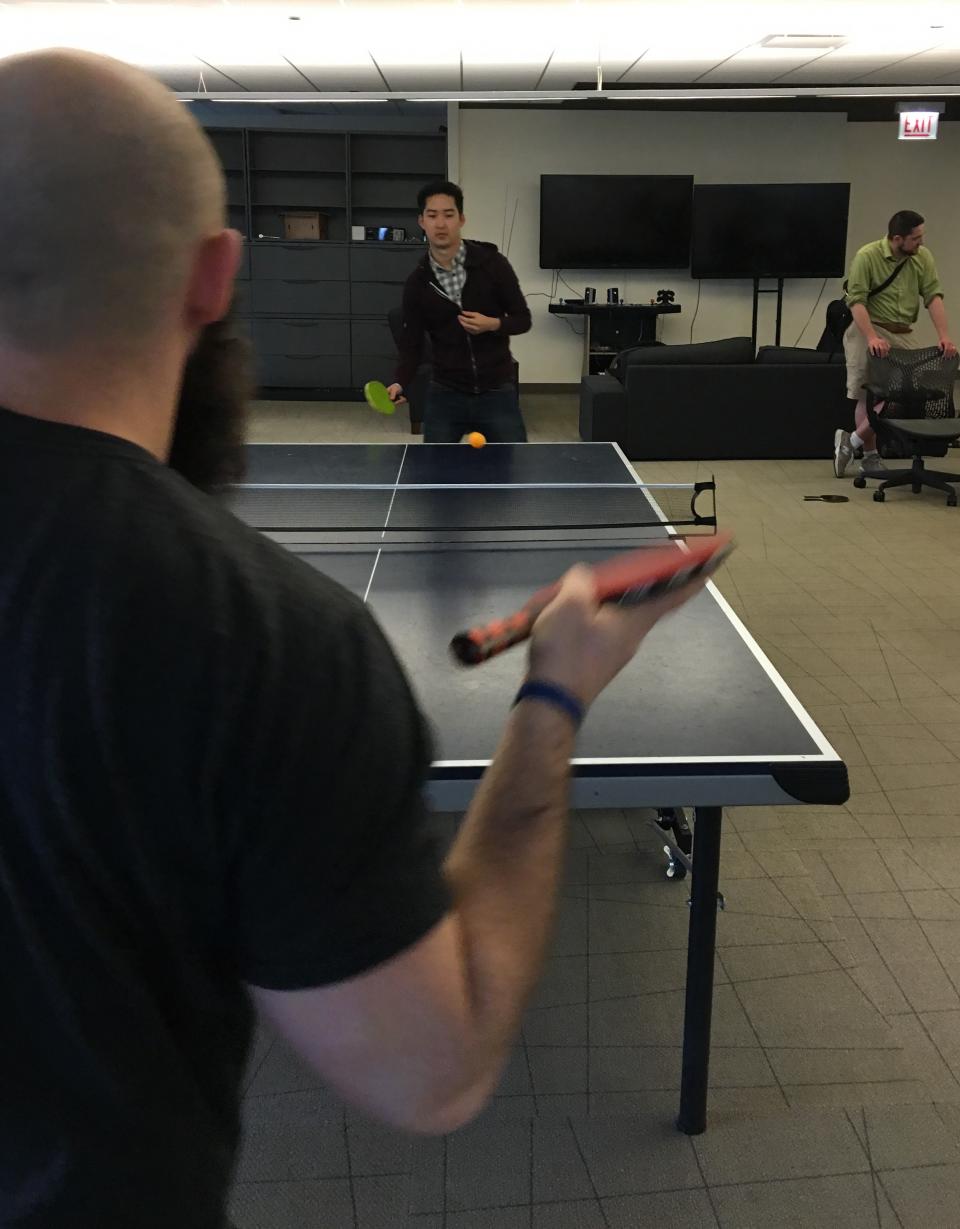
[853,348,960,505]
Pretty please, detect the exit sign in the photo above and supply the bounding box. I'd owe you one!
[899,111,939,140]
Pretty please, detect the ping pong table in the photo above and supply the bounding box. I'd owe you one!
[228,440,849,1134]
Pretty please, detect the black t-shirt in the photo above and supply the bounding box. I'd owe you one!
[0,407,450,1228]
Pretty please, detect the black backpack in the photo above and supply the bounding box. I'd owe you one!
[818,256,911,352]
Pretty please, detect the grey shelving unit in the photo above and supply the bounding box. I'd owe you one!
[207,129,248,238]
[205,126,446,398]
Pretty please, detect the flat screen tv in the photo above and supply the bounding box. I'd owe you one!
[539,174,693,269]
[691,183,850,279]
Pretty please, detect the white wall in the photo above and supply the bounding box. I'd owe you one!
[456,107,958,381]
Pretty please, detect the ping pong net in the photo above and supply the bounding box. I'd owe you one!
[224,478,717,545]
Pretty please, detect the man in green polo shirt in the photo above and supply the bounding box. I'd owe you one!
[834,209,957,478]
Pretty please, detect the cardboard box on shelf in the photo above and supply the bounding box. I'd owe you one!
[281,211,327,241]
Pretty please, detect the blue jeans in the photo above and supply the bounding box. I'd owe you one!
[424,382,528,444]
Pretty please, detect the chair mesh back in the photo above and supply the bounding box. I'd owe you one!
[866,348,959,419]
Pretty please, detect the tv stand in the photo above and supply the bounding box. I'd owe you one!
[752,278,784,348]
[548,302,682,375]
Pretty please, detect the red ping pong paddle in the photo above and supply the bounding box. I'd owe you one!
[450,533,734,667]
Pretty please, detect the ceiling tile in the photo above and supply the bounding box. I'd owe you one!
[3,0,960,93]
[621,58,728,82]
[374,63,461,91]
[282,61,385,89]
[540,45,644,89]
[368,28,461,87]
[195,61,312,89]
[340,0,453,6]
[221,0,342,6]
[783,55,904,81]
[462,63,548,90]
[700,48,832,82]
[109,0,222,6]
[856,49,960,81]
[538,62,602,90]
[153,62,245,89]
[641,43,756,64]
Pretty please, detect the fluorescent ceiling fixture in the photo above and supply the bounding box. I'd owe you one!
[0,7,185,61]
[178,86,960,102]
[761,34,847,49]
[201,97,388,103]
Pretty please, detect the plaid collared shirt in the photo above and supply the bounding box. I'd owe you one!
[429,242,467,307]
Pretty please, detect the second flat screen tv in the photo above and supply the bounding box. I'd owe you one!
[539,175,693,269]
[691,183,850,279]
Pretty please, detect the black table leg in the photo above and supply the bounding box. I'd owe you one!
[677,805,723,1135]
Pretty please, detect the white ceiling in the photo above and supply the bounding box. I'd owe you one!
[1,0,960,96]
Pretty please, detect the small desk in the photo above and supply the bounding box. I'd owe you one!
[549,302,683,374]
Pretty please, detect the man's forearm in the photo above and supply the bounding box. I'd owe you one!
[441,699,575,1095]
[928,295,950,340]
[850,302,877,341]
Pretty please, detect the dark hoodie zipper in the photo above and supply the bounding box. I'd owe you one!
[461,252,481,393]
[429,275,480,393]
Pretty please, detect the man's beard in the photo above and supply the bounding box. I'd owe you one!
[168,305,254,493]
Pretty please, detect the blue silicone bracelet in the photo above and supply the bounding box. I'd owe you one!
[513,680,585,729]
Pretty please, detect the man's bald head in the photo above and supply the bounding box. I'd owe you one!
[0,49,228,352]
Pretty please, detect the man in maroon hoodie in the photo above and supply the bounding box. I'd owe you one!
[387,180,532,442]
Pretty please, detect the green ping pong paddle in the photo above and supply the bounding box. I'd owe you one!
[364,380,396,415]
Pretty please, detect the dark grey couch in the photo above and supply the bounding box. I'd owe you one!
[579,337,851,460]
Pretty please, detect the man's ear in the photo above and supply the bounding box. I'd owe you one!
[185,229,243,329]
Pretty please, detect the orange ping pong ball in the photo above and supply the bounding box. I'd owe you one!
[467,432,486,449]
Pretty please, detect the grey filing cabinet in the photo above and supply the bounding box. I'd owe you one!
[206,126,445,397]
[249,244,351,389]
[350,244,425,387]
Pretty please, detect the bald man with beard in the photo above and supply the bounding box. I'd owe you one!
[0,50,706,1229]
